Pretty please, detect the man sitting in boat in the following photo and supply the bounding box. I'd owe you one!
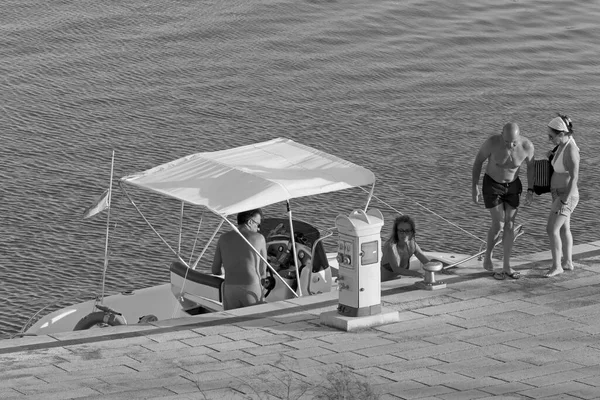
[381,215,429,281]
[211,208,268,310]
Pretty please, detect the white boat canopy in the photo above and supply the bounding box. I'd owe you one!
[120,138,376,216]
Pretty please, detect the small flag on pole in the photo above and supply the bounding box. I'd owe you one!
[83,189,110,219]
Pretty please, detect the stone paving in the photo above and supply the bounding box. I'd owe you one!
[1,241,600,399]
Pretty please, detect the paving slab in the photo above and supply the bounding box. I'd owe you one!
[0,335,58,349]
[1,246,600,399]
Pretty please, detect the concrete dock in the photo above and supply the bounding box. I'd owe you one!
[2,241,600,399]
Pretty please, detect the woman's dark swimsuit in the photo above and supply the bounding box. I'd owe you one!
[482,174,522,209]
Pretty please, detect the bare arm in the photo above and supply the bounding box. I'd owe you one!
[258,235,268,279]
[524,140,536,191]
[472,139,491,204]
[564,145,580,200]
[472,139,492,187]
[381,241,401,273]
[211,238,223,275]
[414,242,430,265]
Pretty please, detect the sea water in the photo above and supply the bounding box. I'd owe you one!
[1,0,599,337]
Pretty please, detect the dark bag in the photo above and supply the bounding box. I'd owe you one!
[532,145,559,195]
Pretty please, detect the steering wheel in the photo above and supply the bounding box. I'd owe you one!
[261,267,276,298]
[267,237,294,269]
[264,234,314,298]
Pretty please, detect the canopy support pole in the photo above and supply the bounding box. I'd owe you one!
[191,220,224,270]
[364,181,375,212]
[175,221,226,315]
[286,200,302,297]
[119,181,188,266]
[178,202,184,256]
[188,213,204,265]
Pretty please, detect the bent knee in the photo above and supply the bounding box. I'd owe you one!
[546,223,559,236]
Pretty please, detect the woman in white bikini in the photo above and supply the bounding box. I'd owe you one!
[545,114,580,277]
[381,215,429,281]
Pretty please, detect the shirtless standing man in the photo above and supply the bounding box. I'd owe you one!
[211,208,267,310]
[472,122,535,279]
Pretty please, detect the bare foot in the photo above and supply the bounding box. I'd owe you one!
[562,262,574,271]
[545,267,564,277]
[483,259,494,272]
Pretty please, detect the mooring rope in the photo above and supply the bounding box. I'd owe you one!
[361,182,486,244]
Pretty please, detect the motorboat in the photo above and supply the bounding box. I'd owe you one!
[21,138,499,336]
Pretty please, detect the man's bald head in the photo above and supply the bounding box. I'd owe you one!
[502,122,520,141]
[501,122,520,149]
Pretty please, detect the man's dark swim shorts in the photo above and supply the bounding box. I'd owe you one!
[482,174,522,209]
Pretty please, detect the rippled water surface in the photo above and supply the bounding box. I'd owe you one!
[1,0,599,337]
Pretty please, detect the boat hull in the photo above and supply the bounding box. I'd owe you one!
[26,251,475,336]
[26,284,189,335]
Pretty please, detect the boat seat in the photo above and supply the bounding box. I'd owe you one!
[170,261,224,303]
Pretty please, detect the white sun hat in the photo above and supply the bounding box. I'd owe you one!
[548,116,570,132]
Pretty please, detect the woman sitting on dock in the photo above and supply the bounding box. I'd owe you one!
[381,215,430,281]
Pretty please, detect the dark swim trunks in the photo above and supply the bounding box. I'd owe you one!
[482,174,522,209]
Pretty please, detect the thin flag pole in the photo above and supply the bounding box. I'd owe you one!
[100,150,115,303]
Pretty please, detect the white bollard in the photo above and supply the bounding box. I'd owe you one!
[415,261,446,290]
